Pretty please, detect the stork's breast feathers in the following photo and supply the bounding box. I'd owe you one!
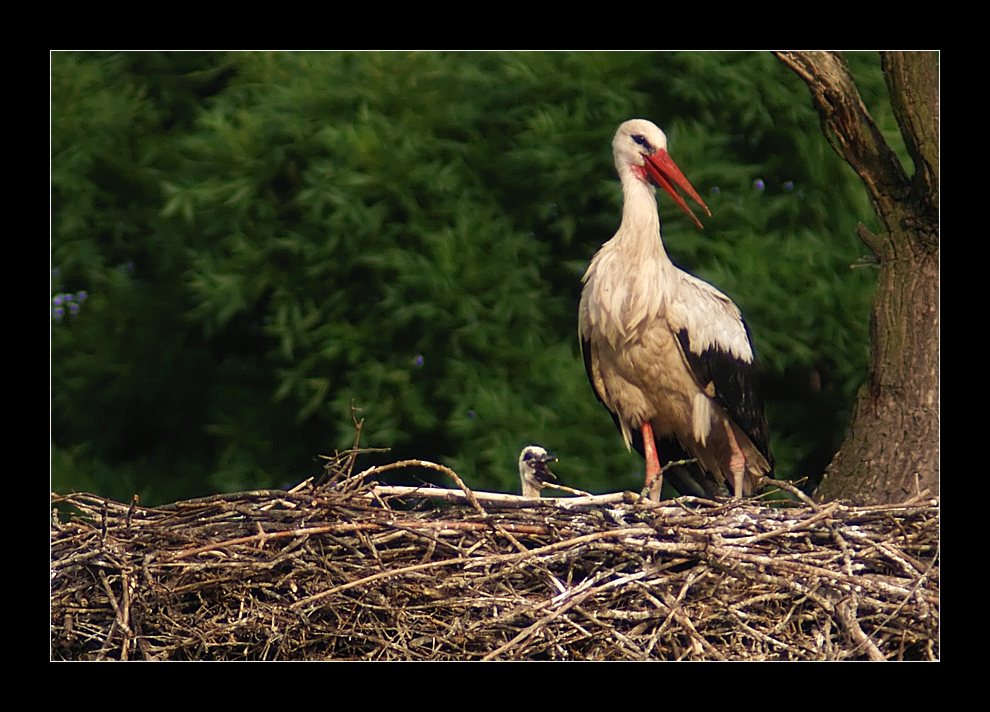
[580,251,667,348]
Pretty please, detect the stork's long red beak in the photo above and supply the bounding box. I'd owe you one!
[643,149,712,230]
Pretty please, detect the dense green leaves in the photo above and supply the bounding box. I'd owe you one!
[51,51,887,504]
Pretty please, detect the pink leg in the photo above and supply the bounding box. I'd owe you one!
[723,424,747,498]
[641,422,663,501]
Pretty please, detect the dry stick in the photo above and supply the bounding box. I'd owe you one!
[835,599,886,661]
[714,548,910,661]
[551,565,640,607]
[54,492,151,520]
[370,485,632,509]
[409,520,554,536]
[843,528,930,577]
[553,610,595,649]
[377,464,538,561]
[292,527,659,611]
[373,484,770,521]
[483,568,650,661]
[367,485,395,511]
[540,482,593,497]
[726,609,795,656]
[573,605,648,659]
[96,570,132,661]
[841,496,938,514]
[828,520,885,660]
[481,585,597,661]
[151,499,692,564]
[356,460,489,517]
[119,571,133,661]
[730,504,838,546]
[462,527,663,569]
[357,528,385,573]
[709,557,836,613]
[654,571,726,661]
[311,409,371,488]
[495,525,531,555]
[99,500,109,544]
[390,523,469,560]
[662,457,698,472]
[756,476,819,509]
[768,596,810,636]
[168,523,382,560]
[286,478,315,494]
[857,546,940,655]
[126,495,138,529]
[291,557,470,610]
[343,408,366,477]
[715,546,935,604]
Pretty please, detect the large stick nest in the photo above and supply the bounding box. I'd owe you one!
[51,456,939,661]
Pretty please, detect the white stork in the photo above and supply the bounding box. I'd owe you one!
[579,119,773,501]
[518,445,558,498]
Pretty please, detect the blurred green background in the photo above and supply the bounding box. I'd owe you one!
[51,51,900,505]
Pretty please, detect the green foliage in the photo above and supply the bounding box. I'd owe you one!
[51,51,892,504]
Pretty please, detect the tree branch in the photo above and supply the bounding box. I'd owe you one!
[883,51,939,219]
[774,51,910,240]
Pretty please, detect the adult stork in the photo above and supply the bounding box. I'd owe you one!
[579,119,773,501]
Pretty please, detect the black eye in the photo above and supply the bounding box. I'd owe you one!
[632,134,652,151]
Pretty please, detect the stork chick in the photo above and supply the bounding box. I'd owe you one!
[579,119,773,501]
[518,445,559,498]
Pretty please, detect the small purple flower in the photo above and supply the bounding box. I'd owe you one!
[753,178,765,192]
[413,354,425,368]
[783,180,795,192]
[53,295,64,306]
[53,306,65,321]
[68,302,80,315]
[710,186,721,196]
[76,291,88,302]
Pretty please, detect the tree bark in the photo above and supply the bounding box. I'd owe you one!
[775,51,939,504]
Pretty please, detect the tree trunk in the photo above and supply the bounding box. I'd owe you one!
[774,51,939,504]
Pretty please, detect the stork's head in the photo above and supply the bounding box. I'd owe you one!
[518,445,558,497]
[613,118,712,230]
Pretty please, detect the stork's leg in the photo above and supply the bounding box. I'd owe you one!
[641,422,663,502]
[723,423,747,499]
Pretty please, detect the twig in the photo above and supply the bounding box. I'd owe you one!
[357,460,488,516]
[758,476,819,509]
[835,598,886,661]
[169,523,383,560]
[291,557,468,610]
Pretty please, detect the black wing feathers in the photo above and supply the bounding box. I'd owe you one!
[675,322,773,468]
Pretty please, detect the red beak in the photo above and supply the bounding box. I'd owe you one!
[642,149,712,230]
